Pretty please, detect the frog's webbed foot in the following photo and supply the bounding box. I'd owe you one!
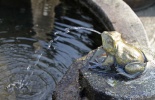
[116,67,141,79]
[88,61,102,69]
[88,59,110,71]
[88,57,102,68]
[88,54,114,72]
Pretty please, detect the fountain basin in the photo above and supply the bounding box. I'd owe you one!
[0,0,152,99]
[53,0,152,100]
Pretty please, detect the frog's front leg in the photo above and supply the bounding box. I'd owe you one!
[116,62,146,79]
[89,55,114,71]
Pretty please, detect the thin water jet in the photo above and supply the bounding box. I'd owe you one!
[26,27,101,69]
[65,27,102,35]
[18,27,101,90]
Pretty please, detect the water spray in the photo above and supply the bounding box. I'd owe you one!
[7,27,101,93]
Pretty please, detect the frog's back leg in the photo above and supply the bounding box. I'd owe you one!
[116,66,141,79]
[125,62,146,74]
[116,62,146,79]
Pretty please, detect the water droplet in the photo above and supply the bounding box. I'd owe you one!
[22,27,101,98]
[27,65,31,70]
[54,31,60,35]
[54,36,59,41]
[47,45,51,49]
[65,28,70,33]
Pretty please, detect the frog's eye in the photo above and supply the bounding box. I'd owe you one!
[107,39,113,46]
[102,33,113,47]
[105,36,114,46]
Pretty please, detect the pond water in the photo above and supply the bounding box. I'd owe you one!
[0,1,104,100]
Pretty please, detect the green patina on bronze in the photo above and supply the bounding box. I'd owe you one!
[91,31,147,79]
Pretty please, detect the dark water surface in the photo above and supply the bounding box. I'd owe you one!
[0,1,104,100]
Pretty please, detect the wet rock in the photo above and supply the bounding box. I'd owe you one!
[52,49,97,100]
[79,47,155,100]
[53,57,87,100]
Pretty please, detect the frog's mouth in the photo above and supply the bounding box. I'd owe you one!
[142,51,148,63]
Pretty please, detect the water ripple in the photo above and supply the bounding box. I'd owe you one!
[0,1,103,99]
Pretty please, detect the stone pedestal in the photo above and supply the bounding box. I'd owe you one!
[79,47,155,100]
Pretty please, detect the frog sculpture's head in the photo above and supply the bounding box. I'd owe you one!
[101,31,122,55]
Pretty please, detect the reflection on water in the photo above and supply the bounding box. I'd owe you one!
[0,1,104,100]
[31,0,60,40]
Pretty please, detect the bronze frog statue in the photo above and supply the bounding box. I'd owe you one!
[89,31,147,79]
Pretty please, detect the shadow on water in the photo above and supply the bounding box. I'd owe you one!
[0,0,105,99]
